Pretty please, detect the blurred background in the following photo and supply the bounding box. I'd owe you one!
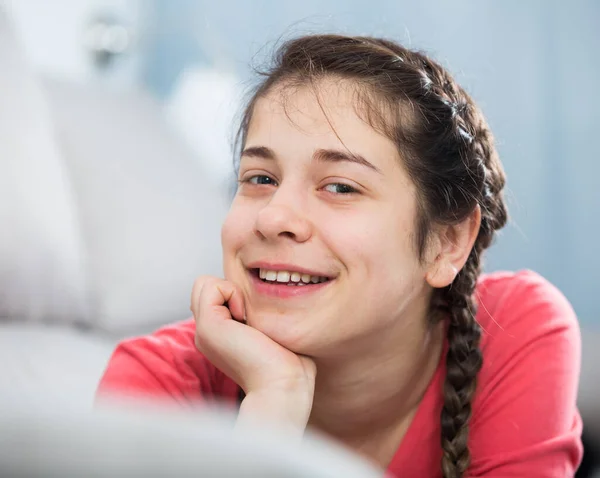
[0,0,598,475]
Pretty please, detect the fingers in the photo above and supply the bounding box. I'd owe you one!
[190,276,246,322]
[190,275,210,318]
[220,284,246,323]
[190,276,250,388]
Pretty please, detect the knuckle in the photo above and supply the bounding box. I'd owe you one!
[191,276,219,307]
[192,275,210,293]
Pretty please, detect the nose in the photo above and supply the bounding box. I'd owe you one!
[254,191,312,243]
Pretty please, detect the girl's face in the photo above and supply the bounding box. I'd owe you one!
[221,80,435,357]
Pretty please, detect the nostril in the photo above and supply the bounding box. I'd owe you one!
[254,206,312,243]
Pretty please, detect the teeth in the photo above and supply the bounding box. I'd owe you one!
[276,271,290,283]
[258,269,328,285]
[265,270,277,281]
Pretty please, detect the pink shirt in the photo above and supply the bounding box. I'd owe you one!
[97,270,583,477]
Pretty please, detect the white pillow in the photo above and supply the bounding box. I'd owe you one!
[43,78,230,335]
[0,5,90,325]
[0,323,116,407]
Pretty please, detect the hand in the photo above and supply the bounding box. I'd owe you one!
[190,276,316,434]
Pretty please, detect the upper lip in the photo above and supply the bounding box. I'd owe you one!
[246,261,335,279]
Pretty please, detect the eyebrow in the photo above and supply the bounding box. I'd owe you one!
[241,146,382,174]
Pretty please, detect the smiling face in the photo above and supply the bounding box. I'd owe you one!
[221,79,435,357]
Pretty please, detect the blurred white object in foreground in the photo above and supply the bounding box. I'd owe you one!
[0,394,385,478]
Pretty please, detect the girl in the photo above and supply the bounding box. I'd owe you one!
[98,35,582,477]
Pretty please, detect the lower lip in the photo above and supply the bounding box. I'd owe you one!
[249,270,332,298]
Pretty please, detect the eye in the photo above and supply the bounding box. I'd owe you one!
[243,175,278,186]
[322,183,359,195]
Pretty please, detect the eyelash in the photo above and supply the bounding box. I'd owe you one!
[239,174,359,195]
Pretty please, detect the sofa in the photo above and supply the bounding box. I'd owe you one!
[0,2,229,405]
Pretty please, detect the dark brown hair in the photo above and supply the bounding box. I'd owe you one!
[235,34,507,478]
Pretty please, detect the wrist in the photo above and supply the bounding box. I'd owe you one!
[235,385,314,439]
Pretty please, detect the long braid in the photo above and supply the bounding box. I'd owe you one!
[439,196,506,478]
[405,56,507,477]
[439,250,484,477]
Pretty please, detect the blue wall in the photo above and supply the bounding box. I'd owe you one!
[144,0,600,325]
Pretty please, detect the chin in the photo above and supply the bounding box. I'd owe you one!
[246,308,322,355]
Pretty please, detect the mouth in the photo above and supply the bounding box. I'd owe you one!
[250,268,331,286]
[246,266,334,298]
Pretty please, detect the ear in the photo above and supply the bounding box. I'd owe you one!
[425,205,482,288]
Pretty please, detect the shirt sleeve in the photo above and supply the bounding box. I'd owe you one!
[469,271,583,477]
[96,319,237,406]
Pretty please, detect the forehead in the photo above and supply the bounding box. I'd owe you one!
[246,79,402,167]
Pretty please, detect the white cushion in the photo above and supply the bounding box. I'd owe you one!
[43,78,229,335]
[0,4,90,325]
[0,323,116,407]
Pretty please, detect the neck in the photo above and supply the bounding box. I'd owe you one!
[307,317,445,449]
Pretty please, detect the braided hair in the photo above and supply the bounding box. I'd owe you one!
[235,34,508,478]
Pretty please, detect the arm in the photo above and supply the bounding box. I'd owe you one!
[469,272,583,477]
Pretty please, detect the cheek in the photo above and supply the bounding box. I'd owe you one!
[326,207,422,306]
[324,206,416,272]
[221,201,255,261]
